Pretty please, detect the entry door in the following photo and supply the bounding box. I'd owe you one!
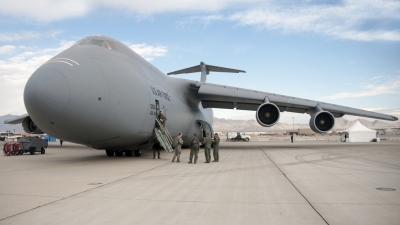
[197,120,214,138]
[155,100,160,115]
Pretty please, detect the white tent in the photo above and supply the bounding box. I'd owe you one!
[342,121,376,142]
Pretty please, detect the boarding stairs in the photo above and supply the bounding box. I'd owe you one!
[154,118,174,154]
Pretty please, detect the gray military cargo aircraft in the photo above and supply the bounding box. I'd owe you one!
[5,35,398,157]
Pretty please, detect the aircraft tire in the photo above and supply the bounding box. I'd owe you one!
[106,150,114,157]
[134,150,142,157]
[125,150,133,157]
[115,151,123,157]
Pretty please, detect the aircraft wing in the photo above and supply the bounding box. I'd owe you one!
[193,82,398,121]
[4,114,29,124]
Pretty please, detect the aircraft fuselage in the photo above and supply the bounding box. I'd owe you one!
[24,36,213,150]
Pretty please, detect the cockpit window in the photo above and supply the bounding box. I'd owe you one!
[105,40,112,50]
[109,42,118,51]
[105,40,118,51]
[74,36,122,53]
[90,39,104,46]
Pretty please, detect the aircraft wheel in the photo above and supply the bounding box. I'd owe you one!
[134,150,142,157]
[106,150,114,157]
[125,150,133,157]
[41,147,46,154]
[115,151,123,157]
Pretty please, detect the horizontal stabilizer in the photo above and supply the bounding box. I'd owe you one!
[167,61,245,82]
[167,65,200,75]
[206,65,245,74]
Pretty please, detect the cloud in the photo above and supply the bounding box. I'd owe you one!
[229,0,400,41]
[177,15,224,28]
[127,43,168,61]
[1,1,398,42]
[0,45,16,55]
[0,0,90,22]
[0,0,258,22]
[322,76,400,100]
[0,30,63,42]
[369,75,383,81]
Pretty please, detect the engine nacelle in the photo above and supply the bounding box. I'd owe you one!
[309,111,335,133]
[22,117,44,134]
[256,103,280,127]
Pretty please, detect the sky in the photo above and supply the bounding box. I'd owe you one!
[0,0,399,125]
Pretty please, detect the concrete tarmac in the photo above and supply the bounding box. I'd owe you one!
[0,141,399,225]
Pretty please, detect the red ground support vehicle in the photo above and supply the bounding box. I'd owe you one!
[3,138,48,156]
[3,142,14,156]
[13,142,23,155]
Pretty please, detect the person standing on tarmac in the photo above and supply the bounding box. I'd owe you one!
[203,132,212,163]
[153,139,161,159]
[172,133,183,163]
[157,111,167,128]
[291,134,294,143]
[212,133,220,162]
[188,134,200,164]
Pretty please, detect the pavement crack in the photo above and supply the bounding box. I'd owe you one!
[261,148,330,225]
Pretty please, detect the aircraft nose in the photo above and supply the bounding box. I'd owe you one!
[24,68,70,117]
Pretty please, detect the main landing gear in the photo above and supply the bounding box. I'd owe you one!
[105,150,142,157]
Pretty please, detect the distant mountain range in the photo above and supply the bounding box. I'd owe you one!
[1,114,399,133]
[212,117,400,132]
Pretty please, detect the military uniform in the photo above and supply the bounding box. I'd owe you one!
[157,113,167,128]
[172,136,183,162]
[203,136,212,163]
[188,137,200,164]
[153,145,161,159]
[213,136,220,162]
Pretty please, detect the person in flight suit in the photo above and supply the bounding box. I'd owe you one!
[188,134,200,164]
[203,132,212,163]
[157,111,167,128]
[212,133,220,162]
[172,133,183,163]
[153,139,161,159]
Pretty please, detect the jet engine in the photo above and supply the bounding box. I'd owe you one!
[256,103,280,127]
[309,111,335,133]
[22,117,44,134]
